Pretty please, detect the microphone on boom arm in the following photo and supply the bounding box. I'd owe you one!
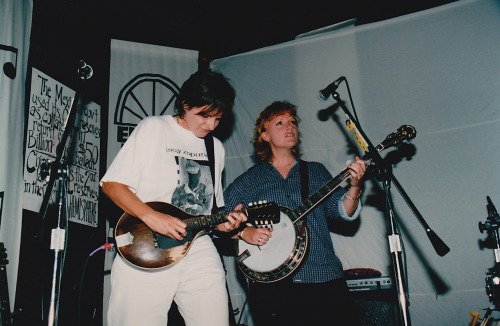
[317,76,345,101]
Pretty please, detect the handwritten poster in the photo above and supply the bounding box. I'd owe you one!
[23,68,101,227]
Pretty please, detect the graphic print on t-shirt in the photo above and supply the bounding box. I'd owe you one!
[172,157,213,215]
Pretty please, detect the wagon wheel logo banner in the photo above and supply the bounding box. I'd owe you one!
[114,74,180,144]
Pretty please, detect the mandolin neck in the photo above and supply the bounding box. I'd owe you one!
[183,205,269,230]
[184,211,229,230]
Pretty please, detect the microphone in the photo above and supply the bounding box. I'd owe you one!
[317,76,345,101]
[78,60,93,79]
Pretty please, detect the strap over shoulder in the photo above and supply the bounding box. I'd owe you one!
[204,135,218,213]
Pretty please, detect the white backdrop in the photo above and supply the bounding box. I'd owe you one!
[212,0,500,325]
[0,0,32,307]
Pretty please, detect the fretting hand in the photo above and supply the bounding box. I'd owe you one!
[214,204,248,233]
[347,156,366,187]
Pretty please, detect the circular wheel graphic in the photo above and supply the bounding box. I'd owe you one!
[114,74,181,126]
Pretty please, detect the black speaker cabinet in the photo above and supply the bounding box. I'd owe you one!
[350,288,399,326]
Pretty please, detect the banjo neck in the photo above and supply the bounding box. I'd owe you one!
[292,165,354,224]
[292,124,416,224]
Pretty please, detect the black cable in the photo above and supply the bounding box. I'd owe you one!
[236,291,249,325]
[76,243,114,326]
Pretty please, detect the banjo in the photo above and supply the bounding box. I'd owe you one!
[237,125,416,283]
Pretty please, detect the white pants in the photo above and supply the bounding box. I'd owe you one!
[107,235,229,326]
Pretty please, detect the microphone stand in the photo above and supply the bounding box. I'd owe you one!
[39,61,93,326]
[330,91,450,326]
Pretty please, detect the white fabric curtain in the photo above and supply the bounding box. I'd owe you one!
[0,0,33,307]
[212,0,500,324]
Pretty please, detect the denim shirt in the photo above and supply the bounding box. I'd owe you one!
[223,160,361,283]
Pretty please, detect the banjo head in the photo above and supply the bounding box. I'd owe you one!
[237,207,308,283]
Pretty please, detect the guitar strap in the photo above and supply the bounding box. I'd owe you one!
[204,135,219,214]
[299,159,309,222]
[299,159,309,202]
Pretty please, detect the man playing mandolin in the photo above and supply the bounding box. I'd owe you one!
[101,70,247,326]
[224,101,366,326]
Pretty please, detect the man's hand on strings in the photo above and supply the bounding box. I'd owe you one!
[142,210,187,241]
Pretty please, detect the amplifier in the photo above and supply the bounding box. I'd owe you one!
[347,277,398,326]
[347,276,393,291]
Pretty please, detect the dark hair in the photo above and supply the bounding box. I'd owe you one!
[174,70,235,117]
[252,100,302,162]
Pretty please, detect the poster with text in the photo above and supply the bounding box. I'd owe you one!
[23,68,101,227]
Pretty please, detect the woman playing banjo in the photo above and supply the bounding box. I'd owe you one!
[224,100,366,326]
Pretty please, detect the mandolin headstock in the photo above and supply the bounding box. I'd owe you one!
[246,201,280,227]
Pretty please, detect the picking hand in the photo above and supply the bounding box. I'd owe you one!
[142,210,187,241]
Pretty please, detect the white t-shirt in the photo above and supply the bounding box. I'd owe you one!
[101,115,225,214]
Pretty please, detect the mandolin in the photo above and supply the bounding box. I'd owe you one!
[115,201,279,270]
